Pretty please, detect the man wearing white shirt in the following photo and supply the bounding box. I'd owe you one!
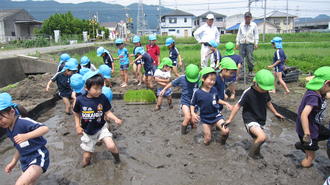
[194,14,220,68]
[236,12,259,74]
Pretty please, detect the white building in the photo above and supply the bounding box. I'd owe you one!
[225,14,244,30]
[160,9,194,37]
[226,19,279,34]
[195,11,226,34]
[100,22,117,40]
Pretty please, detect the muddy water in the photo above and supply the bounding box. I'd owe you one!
[0,99,329,185]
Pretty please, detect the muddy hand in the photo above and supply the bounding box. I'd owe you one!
[115,118,123,126]
[76,126,84,135]
[275,113,285,120]
[4,162,15,173]
[14,134,29,144]
[191,113,200,123]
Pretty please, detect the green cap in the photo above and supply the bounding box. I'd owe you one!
[253,69,275,91]
[158,57,173,69]
[218,57,238,70]
[225,42,235,56]
[185,64,200,83]
[198,67,215,87]
[306,66,330,90]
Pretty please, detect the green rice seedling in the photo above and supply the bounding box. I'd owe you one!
[123,89,156,104]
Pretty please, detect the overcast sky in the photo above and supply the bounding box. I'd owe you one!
[13,0,330,17]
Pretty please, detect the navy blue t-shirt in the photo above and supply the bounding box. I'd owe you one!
[214,74,226,110]
[273,48,286,66]
[191,87,221,120]
[224,55,243,66]
[169,47,179,62]
[73,94,111,135]
[51,72,72,95]
[142,52,154,71]
[103,53,114,69]
[6,117,47,157]
[171,75,198,106]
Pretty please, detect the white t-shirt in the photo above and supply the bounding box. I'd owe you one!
[154,69,171,79]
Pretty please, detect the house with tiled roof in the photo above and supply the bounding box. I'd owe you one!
[160,9,195,37]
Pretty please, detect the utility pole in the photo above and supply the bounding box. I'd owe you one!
[137,0,146,35]
[158,0,161,33]
[263,0,266,42]
[286,0,289,33]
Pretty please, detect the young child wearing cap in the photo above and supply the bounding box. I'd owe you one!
[70,73,85,101]
[226,69,284,159]
[206,40,221,68]
[73,72,122,167]
[166,37,183,77]
[268,37,290,94]
[46,60,77,115]
[160,64,200,135]
[190,67,230,145]
[294,66,330,167]
[131,36,143,85]
[147,34,161,70]
[154,58,173,111]
[98,64,112,87]
[132,47,154,89]
[114,39,130,88]
[214,58,237,109]
[80,56,97,71]
[97,47,115,74]
[57,53,70,72]
[0,93,50,185]
[223,42,243,100]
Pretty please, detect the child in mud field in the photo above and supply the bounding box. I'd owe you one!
[73,71,122,167]
[166,37,183,77]
[0,93,50,185]
[98,64,112,87]
[114,38,130,88]
[147,34,161,71]
[206,40,221,68]
[268,37,290,94]
[190,67,230,145]
[46,60,78,115]
[295,66,330,167]
[97,47,115,74]
[225,69,285,159]
[160,64,200,135]
[131,35,143,85]
[80,56,97,71]
[57,53,70,72]
[133,47,155,89]
[154,57,173,111]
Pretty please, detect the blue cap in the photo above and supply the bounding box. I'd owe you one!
[83,70,99,81]
[80,56,90,66]
[134,47,145,55]
[79,68,91,76]
[68,58,79,66]
[60,53,70,62]
[0,93,14,111]
[97,47,105,56]
[61,60,78,72]
[98,64,112,79]
[102,86,113,103]
[208,40,219,48]
[133,36,141,43]
[165,37,175,46]
[70,74,85,93]
[148,34,157,41]
[115,38,124,44]
[271,37,283,48]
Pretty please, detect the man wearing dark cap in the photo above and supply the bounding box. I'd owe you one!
[236,12,259,74]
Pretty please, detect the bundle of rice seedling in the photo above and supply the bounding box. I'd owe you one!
[123,89,156,104]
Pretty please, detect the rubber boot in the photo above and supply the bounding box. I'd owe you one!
[220,134,229,145]
[181,125,188,135]
[248,142,262,159]
[111,152,121,164]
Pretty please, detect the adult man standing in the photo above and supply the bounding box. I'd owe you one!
[236,12,259,74]
[194,14,220,68]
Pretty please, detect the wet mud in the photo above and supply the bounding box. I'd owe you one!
[0,98,329,185]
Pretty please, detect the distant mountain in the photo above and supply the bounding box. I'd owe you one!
[0,0,173,32]
[296,14,330,23]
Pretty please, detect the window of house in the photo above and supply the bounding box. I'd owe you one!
[11,32,16,36]
[216,17,223,22]
[184,18,187,23]
[177,30,180,33]
[202,18,207,22]
[161,17,165,22]
[169,18,177,24]
[273,19,280,25]
[169,29,175,32]
[283,19,291,25]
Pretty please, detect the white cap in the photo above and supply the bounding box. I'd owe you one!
[206,14,215,20]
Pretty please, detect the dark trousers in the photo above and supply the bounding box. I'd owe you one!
[239,44,255,72]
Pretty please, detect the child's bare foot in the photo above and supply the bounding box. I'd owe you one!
[81,157,91,168]
[154,105,161,111]
[270,90,276,93]
[137,82,142,86]
[284,90,290,94]
[121,83,127,88]
[169,104,173,109]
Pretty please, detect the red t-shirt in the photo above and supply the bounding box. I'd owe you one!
[146,44,160,66]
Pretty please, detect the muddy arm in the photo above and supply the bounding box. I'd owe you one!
[73,112,83,135]
[14,125,49,144]
[267,101,284,119]
[226,103,241,124]
[105,111,123,126]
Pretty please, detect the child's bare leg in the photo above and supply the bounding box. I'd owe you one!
[202,124,212,145]
[137,64,142,84]
[249,126,267,158]
[155,96,163,110]
[301,150,315,168]
[276,72,290,93]
[103,137,120,164]
[82,151,92,167]
[229,83,236,100]
[167,96,173,109]
[215,119,230,145]
[181,105,192,135]
[148,76,153,89]
[124,71,128,84]
[173,66,180,77]
[15,165,43,185]
[62,97,71,114]
[120,71,124,85]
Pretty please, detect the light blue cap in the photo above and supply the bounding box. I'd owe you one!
[115,38,124,44]
[148,34,157,41]
[61,60,78,72]
[134,47,145,55]
[102,86,113,103]
[79,68,91,76]
[83,70,99,81]
[133,36,141,43]
[208,40,219,48]
[80,56,90,66]
[165,37,175,46]
[60,53,70,63]
[98,64,112,79]
[271,37,283,48]
[0,93,14,111]
[70,74,85,93]
[97,47,106,57]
